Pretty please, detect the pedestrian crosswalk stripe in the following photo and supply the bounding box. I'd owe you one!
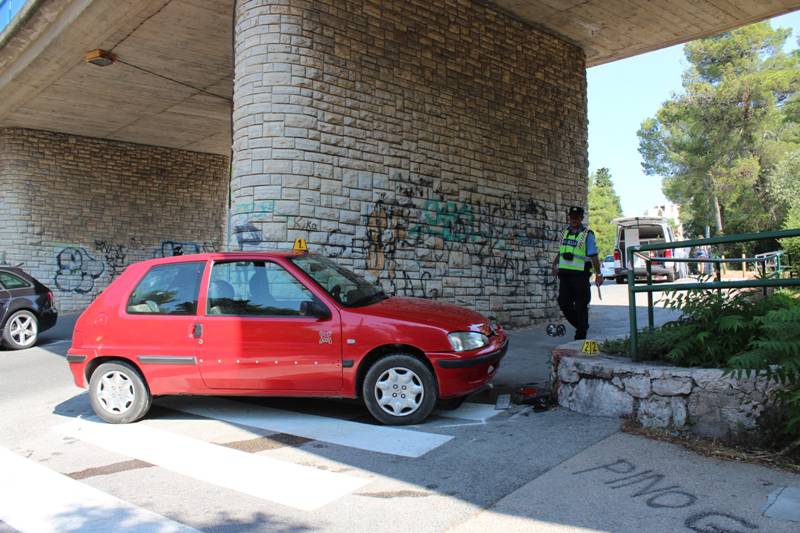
[55,418,369,511]
[0,446,198,533]
[438,402,500,422]
[158,397,453,458]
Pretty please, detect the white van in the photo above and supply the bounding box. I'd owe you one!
[612,216,679,283]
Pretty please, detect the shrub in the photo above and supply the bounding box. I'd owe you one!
[601,288,800,451]
[727,301,800,449]
[602,287,794,367]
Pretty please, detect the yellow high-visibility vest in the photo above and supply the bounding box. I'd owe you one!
[558,226,590,271]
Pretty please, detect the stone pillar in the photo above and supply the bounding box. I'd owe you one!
[230,0,588,327]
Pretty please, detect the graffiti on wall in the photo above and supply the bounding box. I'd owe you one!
[54,247,105,294]
[51,238,217,296]
[233,223,264,249]
[94,240,127,279]
[153,240,215,257]
[354,178,562,298]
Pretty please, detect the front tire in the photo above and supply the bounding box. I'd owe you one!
[89,361,152,423]
[363,354,437,425]
[2,310,38,349]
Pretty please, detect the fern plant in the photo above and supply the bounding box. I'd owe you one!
[727,301,800,443]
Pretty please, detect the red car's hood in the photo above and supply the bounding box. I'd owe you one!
[352,296,492,333]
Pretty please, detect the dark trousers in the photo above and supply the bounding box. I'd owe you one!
[557,271,591,339]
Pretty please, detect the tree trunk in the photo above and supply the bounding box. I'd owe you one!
[714,195,723,234]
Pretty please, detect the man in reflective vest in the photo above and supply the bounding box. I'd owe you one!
[551,206,603,340]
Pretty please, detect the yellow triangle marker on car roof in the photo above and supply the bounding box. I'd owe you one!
[293,238,308,253]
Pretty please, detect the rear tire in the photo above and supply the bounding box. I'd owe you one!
[2,310,38,350]
[665,271,676,282]
[615,276,626,285]
[89,361,152,424]
[363,354,437,425]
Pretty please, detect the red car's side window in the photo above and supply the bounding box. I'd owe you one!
[207,260,319,317]
[126,262,205,315]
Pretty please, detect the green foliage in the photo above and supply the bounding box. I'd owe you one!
[602,288,800,447]
[588,168,623,257]
[781,206,800,276]
[637,22,800,239]
[727,300,800,440]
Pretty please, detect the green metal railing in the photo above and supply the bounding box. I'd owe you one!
[626,228,800,359]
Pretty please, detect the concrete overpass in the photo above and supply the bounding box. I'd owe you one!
[1,0,797,321]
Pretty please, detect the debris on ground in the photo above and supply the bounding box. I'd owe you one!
[511,385,555,412]
[621,420,800,474]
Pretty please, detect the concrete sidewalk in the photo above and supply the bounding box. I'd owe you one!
[457,283,800,533]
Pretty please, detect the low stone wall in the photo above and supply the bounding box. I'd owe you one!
[550,342,780,438]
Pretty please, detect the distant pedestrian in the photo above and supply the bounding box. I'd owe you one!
[551,206,603,340]
[693,237,711,275]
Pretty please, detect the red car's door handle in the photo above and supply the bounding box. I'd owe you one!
[192,323,203,339]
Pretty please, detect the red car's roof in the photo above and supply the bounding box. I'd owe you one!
[132,251,310,267]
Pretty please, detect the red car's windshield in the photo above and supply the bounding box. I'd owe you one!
[290,255,387,307]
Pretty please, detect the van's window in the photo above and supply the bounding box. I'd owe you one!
[207,260,317,316]
[618,225,667,248]
[127,262,204,315]
[0,271,30,290]
[639,226,666,240]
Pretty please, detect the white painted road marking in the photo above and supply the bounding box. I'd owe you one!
[0,446,198,533]
[438,402,500,422]
[55,418,368,511]
[158,397,453,458]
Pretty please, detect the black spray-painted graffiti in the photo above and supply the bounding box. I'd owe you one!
[573,459,759,532]
[233,223,264,249]
[54,247,105,294]
[357,182,561,297]
[233,174,564,319]
[94,240,127,279]
[685,512,758,533]
[154,241,215,257]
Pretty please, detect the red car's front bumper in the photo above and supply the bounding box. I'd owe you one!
[429,338,508,399]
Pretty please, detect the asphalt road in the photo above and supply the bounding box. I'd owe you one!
[1,285,798,532]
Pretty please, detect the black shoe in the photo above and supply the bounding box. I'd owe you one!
[574,332,587,340]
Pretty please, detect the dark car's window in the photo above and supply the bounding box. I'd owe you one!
[207,260,317,316]
[290,255,387,307]
[127,262,204,315]
[0,271,31,290]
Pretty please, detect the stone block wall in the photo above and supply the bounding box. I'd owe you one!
[231,0,588,327]
[551,343,781,438]
[0,128,229,311]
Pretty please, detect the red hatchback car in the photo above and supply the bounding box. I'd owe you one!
[67,252,507,425]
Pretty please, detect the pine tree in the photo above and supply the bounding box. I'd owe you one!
[588,168,623,257]
[638,22,800,243]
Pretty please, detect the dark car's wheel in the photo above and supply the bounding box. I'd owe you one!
[615,276,626,284]
[2,310,38,350]
[89,361,152,424]
[363,354,437,425]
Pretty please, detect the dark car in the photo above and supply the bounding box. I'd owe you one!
[0,267,58,350]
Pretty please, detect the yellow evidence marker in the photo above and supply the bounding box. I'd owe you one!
[581,340,599,355]
[293,238,308,253]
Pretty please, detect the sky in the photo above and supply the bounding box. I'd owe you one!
[587,11,800,217]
